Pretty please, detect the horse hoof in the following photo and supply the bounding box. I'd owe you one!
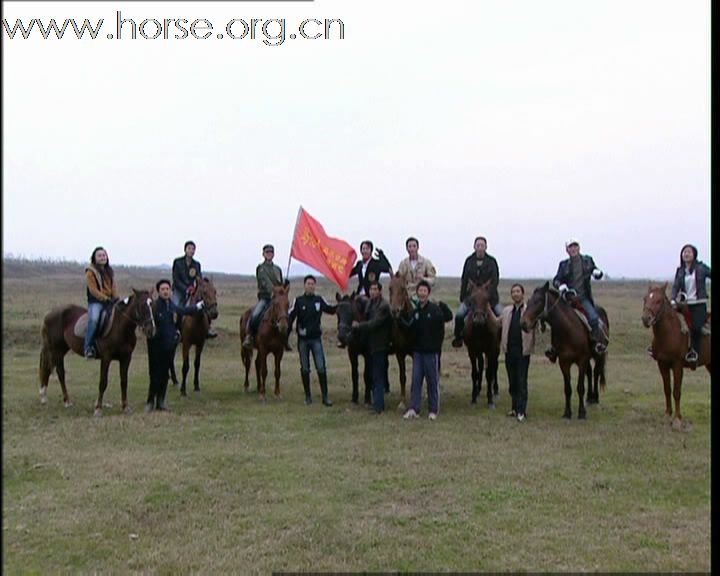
[578,412,587,420]
[103,402,112,409]
[671,418,683,431]
[397,401,406,412]
[93,409,102,418]
[487,403,496,410]
[123,407,132,415]
[563,413,572,419]
[194,389,201,394]
[64,401,73,408]
[259,395,267,404]
[275,394,283,401]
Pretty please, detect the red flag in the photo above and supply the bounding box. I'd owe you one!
[290,207,357,292]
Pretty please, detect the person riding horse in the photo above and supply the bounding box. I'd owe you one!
[452,236,502,348]
[84,246,118,358]
[671,243,711,364]
[172,240,217,338]
[547,238,607,359]
[396,236,437,302]
[349,240,393,298]
[243,244,291,351]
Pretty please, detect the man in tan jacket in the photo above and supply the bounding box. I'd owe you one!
[500,283,537,421]
[397,237,437,301]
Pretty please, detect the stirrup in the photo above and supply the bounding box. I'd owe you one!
[685,350,698,363]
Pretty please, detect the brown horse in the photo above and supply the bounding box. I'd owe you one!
[240,284,290,401]
[39,289,156,416]
[463,280,501,408]
[641,283,711,429]
[521,281,608,419]
[388,273,415,409]
[174,277,219,397]
[335,292,372,404]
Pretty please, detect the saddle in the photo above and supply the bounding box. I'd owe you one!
[676,310,711,336]
[73,306,116,339]
[570,306,609,342]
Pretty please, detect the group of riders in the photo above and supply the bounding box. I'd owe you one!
[81,237,710,416]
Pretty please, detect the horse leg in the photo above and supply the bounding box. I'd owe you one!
[585,360,594,404]
[180,342,190,397]
[485,354,497,408]
[397,353,407,410]
[577,362,587,420]
[242,349,251,392]
[274,352,282,398]
[39,346,54,405]
[119,356,131,414]
[255,354,266,402]
[260,354,269,401]
[350,352,359,404]
[658,361,672,419]
[94,358,111,417]
[470,354,479,404]
[363,354,372,405]
[560,360,572,419]
[671,363,684,430]
[55,354,73,408]
[169,344,178,386]
[193,342,204,392]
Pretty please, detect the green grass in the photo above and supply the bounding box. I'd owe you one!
[2,262,711,573]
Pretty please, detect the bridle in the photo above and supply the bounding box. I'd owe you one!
[115,294,156,333]
[527,288,563,328]
[642,291,666,326]
[270,296,289,330]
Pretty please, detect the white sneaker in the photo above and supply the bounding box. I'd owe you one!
[428,412,438,421]
[517,413,525,422]
[403,408,418,420]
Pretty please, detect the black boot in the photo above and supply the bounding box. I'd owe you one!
[452,317,464,348]
[591,323,607,353]
[545,348,558,363]
[301,371,312,405]
[318,371,332,407]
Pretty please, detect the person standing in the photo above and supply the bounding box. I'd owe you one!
[499,284,537,421]
[671,243,711,364]
[452,236,502,347]
[84,246,118,358]
[397,236,437,301]
[172,241,217,338]
[288,275,337,406]
[352,281,392,414]
[146,279,205,412]
[401,280,452,421]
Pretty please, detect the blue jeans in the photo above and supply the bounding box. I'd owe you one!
[250,299,270,334]
[410,352,440,415]
[172,289,185,307]
[371,351,388,413]
[580,298,599,327]
[298,338,326,374]
[84,302,103,353]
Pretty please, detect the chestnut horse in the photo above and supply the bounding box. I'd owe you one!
[641,283,711,429]
[463,280,501,408]
[239,284,290,402]
[335,292,372,404]
[521,281,608,419]
[171,277,219,397]
[38,289,156,416]
[388,273,415,409]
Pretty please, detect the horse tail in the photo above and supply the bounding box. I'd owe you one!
[597,351,607,390]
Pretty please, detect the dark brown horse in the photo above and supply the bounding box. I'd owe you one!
[388,273,415,409]
[173,277,219,397]
[521,281,608,419]
[39,289,156,416]
[463,280,501,408]
[335,292,372,404]
[240,284,290,402]
[642,283,711,429]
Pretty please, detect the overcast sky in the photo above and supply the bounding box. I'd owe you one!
[2,0,710,280]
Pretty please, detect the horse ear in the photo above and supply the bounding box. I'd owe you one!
[662,281,668,292]
[468,279,476,290]
[350,290,356,299]
[482,279,491,289]
[336,292,342,302]
[395,271,400,278]
[543,281,550,290]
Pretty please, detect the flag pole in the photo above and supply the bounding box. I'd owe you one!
[286,205,302,280]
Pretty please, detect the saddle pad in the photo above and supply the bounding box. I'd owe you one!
[676,312,711,335]
[572,310,609,340]
[73,308,116,339]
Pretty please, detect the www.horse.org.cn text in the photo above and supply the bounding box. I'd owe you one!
[2,13,346,46]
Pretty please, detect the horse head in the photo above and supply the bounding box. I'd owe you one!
[521,281,555,332]
[642,282,669,328]
[467,279,491,326]
[128,288,156,338]
[195,277,219,320]
[269,284,290,336]
[335,291,366,346]
[388,272,412,319]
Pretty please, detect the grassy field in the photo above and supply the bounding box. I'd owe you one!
[2,260,711,573]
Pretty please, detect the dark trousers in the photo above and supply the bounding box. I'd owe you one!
[370,351,389,413]
[688,303,707,353]
[147,341,173,408]
[505,351,530,415]
[410,352,440,415]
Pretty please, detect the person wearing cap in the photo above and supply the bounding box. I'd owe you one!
[670,243,711,364]
[499,283,537,422]
[397,236,437,301]
[242,244,291,351]
[172,241,217,338]
[146,279,206,413]
[400,279,453,421]
[549,238,607,357]
[288,274,337,406]
[349,240,393,298]
[452,236,502,348]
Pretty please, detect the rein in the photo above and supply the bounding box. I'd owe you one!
[643,293,667,326]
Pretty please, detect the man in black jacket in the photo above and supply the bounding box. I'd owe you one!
[452,236,502,347]
[352,281,392,414]
[349,240,393,298]
[401,280,453,420]
[146,279,205,412]
[551,238,606,355]
[288,275,337,406]
[172,241,217,338]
